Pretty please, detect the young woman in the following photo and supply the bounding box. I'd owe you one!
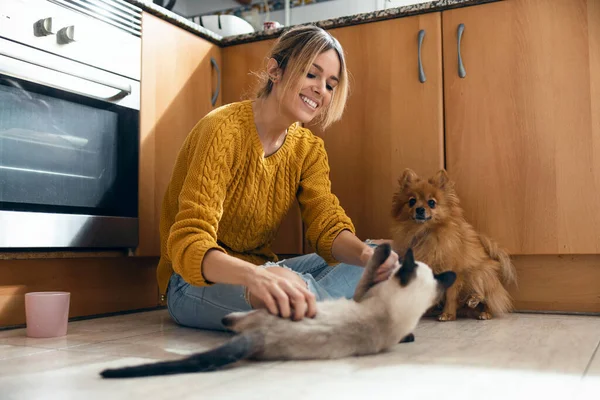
[157,24,398,331]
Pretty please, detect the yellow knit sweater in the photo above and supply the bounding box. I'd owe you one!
[156,100,355,297]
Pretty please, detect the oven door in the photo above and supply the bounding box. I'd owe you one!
[0,37,139,249]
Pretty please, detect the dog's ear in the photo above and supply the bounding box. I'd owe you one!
[395,248,418,287]
[431,169,453,191]
[399,169,419,190]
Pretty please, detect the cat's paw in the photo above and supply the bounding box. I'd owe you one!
[466,295,483,309]
[438,312,456,322]
[399,333,415,343]
[478,312,493,320]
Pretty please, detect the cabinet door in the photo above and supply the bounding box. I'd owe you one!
[443,0,600,254]
[137,12,222,256]
[308,13,444,240]
[222,40,304,256]
[221,39,276,104]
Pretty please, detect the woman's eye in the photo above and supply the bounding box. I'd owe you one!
[428,200,436,209]
[307,73,316,79]
[408,198,416,207]
[326,84,333,91]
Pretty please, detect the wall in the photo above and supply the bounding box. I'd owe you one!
[173,0,430,28]
[287,0,379,25]
[285,0,431,26]
[181,0,265,17]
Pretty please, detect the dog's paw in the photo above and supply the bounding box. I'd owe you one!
[466,295,483,309]
[438,313,456,322]
[399,333,415,343]
[478,312,493,320]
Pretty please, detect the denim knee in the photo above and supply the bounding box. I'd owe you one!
[257,262,332,302]
[166,273,251,332]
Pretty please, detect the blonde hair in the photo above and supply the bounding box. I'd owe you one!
[253,24,349,130]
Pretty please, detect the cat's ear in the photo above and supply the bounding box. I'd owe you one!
[434,271,456,289]
[395,248,418,287]
[399,168,418,190]
[353,243,391,302]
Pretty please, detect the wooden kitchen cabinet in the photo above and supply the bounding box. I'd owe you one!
[221,39,276,104]
[308,13,444,241]
[443,0,600,255]
[132,0,599,312]
[136,12,222,256]
[221,40,305,256]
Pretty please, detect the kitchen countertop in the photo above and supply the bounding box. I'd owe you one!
[125,0,223,45]
[0,250,129,260]
[126,0,499,47]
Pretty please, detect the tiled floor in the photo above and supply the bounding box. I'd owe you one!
[0,309,599,400]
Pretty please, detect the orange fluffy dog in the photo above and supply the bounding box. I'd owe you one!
[390,168,517,321]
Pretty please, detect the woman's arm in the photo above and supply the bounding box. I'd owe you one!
[330,230,373,267]
[201,249,257,286]
[296,137,356,265]
[202,249,317,320]
[165,119,235,287]
[296,136,398,281]
[331,230,399,283]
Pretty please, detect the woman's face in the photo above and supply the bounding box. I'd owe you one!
[278,49,341,124]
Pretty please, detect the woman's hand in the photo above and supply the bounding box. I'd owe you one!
[331,231,398,282]
[245,266,317,321]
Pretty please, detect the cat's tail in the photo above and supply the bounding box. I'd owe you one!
[100,332,264,379]
[478,233,517,287]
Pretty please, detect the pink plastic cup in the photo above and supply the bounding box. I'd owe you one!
[25,292,71,338]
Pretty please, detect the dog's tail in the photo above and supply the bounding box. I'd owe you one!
[478,233,517,287]
[100,332,263,379]
[484,275,514,315]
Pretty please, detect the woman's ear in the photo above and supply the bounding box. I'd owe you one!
[266,58,282,83]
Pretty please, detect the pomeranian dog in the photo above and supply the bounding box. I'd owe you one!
[390,168,517,321]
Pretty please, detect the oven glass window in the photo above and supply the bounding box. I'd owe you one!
[0,76,138,217]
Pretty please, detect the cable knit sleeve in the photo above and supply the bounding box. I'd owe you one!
[297,136,355,265]
[165,117,236,287]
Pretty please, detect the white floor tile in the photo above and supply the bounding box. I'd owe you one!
[585,343,600,376]
[0,309,598,400]
[0,344,53,360]
[0,310,178,350]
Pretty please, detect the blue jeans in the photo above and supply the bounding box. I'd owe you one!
[166,250,371,331]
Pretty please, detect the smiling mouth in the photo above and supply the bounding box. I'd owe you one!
[300,94,318,110]
[413,216,432,223]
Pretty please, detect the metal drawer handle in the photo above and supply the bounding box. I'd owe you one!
[211,57,220,106]
[458,23,466,78]
[418,29,426,83]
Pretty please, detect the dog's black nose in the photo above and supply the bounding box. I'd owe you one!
[416,207,425,216]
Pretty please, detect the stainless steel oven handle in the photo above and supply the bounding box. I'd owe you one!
[0,45,131,98]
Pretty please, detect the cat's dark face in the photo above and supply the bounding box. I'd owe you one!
[369,246,456,313]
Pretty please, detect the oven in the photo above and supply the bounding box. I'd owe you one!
[0,0,142,250]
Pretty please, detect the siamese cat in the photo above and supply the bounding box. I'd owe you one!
[100,244,456,379]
